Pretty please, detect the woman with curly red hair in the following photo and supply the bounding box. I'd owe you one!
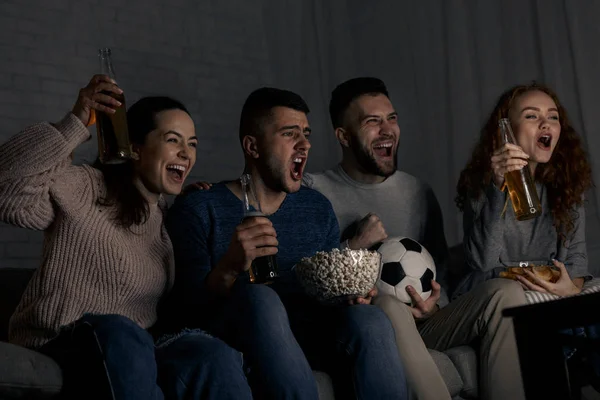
[454,82,593,298]
[454,82,600,389]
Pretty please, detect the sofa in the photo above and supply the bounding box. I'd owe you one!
[0,249,479,400]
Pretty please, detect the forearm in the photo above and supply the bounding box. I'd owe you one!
[0,113,89,183]
[563,204,590,283]
[0,114,92,229]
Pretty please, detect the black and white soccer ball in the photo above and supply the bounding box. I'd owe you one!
[374,237,436,304]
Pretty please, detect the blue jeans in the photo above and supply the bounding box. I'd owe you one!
[39,314,252,400]
[562,324,600,380]
[205,282,408,399]
[586,324,600,379]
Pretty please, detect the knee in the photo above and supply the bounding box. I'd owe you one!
[345,305,395,341]
[74,314,154,356]
[235,282,280,303]
[77,314,149,341]
[374,295,415,327]
[193,338,242,372]
[165,332,244,375]
[233,284,288,321]
[78,313,137,329]
[482,278,527,308]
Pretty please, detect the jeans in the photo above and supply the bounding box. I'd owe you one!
[586,324,600,379]
[39,314,252,400]
[562,323,600,381]
[205,282,408,399]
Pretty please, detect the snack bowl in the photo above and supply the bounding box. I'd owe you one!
[499,264,561,284]
[294,248,381,304]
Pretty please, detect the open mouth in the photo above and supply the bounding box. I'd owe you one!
[291,156,306,181]
[373,141,393,158]
[166,164,187,183]
[536,133,552,150]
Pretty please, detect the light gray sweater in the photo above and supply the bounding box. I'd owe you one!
[304,165,450,307]
[454,181,590,299]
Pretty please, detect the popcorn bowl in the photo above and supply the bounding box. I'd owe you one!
[294,248,382,304]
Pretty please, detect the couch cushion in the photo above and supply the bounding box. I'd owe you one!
[310,349,472,399]
[313,370,335,400]
[0,341,62,399]
[428,348,464,398]
[0,268,35,342]
[444,346,478,399]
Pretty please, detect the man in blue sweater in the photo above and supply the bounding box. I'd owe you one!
[165,87,407,399]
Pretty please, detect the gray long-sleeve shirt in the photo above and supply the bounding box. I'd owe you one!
[454,181,590,299]
[303,165,450,307]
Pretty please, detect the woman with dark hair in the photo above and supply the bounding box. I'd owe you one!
[0,75,251,400]
[455,82,593,296]
[455,82,599,388]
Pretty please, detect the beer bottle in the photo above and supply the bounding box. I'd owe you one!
[96,48,133,164]
[498,118,542,221]
[240,173,279,284]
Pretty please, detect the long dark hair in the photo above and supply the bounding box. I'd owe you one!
[93,96,190,229]
[456,83,593,236]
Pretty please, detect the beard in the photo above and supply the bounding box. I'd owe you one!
[350,134,397,178]
[256,154,297,194]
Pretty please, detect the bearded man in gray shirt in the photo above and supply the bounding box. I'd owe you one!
[303,77,526,400]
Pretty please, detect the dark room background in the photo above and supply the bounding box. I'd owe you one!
[1,0,599,274]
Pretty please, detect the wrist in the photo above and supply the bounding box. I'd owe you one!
[557,286,581,297]
[493,176,505,190]
[209,261,239,292]
[216,262,238,281]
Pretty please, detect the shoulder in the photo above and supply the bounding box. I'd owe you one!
[166,185,223,233]
[390,172,442,214]
[386,171,433,201]
[170,182,230,215]
[281,188,338,237]
[294,185,335,207]
[50,164,103,207]
[80,164,104,187]
[302,169,340,190]
[287,187,337,225]
[53,163,101,187]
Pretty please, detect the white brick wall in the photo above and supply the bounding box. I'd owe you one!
[0,0,293,266]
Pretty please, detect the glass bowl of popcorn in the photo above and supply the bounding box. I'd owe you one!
[294,248,382,304]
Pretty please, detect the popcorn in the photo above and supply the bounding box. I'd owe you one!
[295,248,381,303]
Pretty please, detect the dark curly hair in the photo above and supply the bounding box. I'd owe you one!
[456,82,593,236]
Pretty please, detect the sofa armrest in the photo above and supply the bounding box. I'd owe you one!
[0,341,62,399]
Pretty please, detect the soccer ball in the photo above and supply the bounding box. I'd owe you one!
[374,237,436,304]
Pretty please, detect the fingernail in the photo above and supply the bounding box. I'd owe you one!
[116,101,122,106]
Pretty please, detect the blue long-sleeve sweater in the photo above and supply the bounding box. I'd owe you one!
[164,182,340,319]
